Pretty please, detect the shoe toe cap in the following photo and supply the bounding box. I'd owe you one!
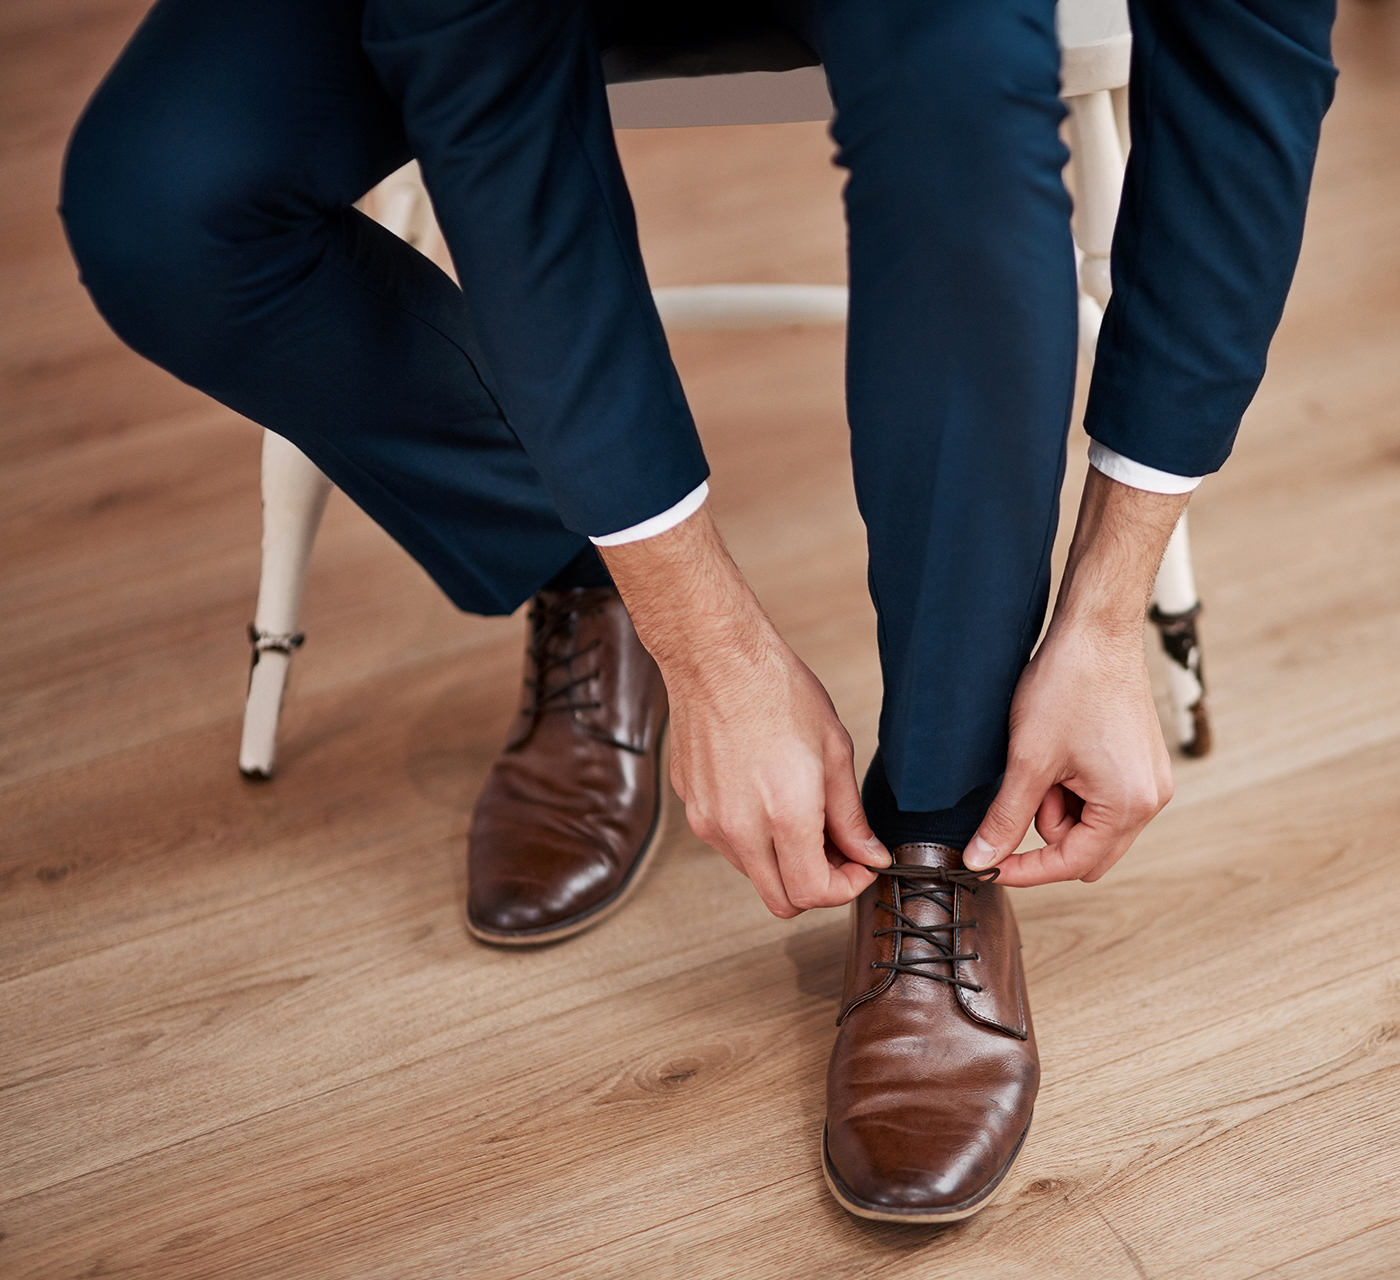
[468,839,618,937]
[826,1095,1032,1214]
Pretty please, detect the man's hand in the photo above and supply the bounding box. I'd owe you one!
[599,505,889,917]
[965,467,1190,887]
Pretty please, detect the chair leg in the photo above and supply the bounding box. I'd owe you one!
[359,160,449,269]
[239,163,434,780]
[1065,89,1125,315]
[238,430,334,779]
[1150,515,1212,758]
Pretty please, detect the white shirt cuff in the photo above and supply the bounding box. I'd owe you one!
[1088,441,1203,495]
[589,481,709,547]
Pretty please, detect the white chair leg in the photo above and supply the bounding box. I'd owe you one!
[1076,274,1106,366]
[359,160,448,265]
[1065,88,1126,315]
[239,430,334,779]
[1150,515,1212,758]
[1110,84,1131,160]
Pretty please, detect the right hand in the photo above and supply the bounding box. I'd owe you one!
[599,504,889,917]
[664,623,888,918]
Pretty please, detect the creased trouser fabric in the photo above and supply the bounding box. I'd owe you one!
[61,0,1333,812]
[61,0,708,616]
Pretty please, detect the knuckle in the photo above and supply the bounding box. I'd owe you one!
[687,809,717,844]
[828,730,855,763]
[1130,790,1159,820]
[767,808,802,839]
[718,819,753,850]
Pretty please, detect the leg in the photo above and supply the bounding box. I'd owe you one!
[784,0,1077,818]
[62,0,675,926]
[60,0,607,618]
[777,0,1071,1223]
[360,0,708,536]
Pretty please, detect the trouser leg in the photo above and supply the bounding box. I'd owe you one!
[1086,0,1337,475]
[61,0,699,615]
[360,0,708,536]
[780,0,1077,817]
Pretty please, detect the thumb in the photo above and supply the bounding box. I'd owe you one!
[966,759,1050,870]
[825,766,892,868]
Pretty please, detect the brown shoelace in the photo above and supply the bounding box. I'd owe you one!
[870,863,1000,992]
[522,594,606,717]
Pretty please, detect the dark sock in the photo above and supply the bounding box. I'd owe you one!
[542,544,615,592]
[861,749,999,853]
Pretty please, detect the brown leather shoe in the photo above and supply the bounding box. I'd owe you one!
[467,587,668,946]
[823,842,1038,1222]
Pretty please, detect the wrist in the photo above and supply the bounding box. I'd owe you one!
[1050,571,1153,641]
[598,503,777,674]
[1050,467,1190,639]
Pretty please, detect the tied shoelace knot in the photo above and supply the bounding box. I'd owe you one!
[871,863,1000,992]
[523,595,606,717]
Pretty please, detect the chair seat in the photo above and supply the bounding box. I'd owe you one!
[593,4,818,85]
[601,0,1131,130]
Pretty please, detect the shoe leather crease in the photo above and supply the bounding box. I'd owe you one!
[468,587,668,941]
[825,842,1039,1216]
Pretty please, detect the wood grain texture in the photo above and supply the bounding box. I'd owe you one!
[3,2,1399,1277]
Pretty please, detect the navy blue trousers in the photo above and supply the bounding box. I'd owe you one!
[61,0,1333,816]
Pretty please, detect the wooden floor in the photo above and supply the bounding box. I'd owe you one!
[4,4,1400,1277]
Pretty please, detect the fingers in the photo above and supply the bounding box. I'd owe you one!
[684,758,877,918]
[769,743,883,910]
[991,815,1133,888]
[823,747,891,870]
[964,754,1054,871]
[772,818,871,911]
[686,805,800,918]
[991,784,1163,888]
[1033,784,1081,847]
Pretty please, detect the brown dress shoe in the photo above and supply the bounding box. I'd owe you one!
[467,587,668,945]
[823,842,1038,1222]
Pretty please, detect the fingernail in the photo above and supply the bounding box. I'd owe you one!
[865,836,892,867]
[964,836,998,870]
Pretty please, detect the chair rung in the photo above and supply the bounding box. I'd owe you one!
[652,284,848,330]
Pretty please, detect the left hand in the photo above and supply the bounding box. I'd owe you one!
[964,615,1172,886]
[963,464,1188,886]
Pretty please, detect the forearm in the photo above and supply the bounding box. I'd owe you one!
[1052,466,1191,638]
[597,503,774,676]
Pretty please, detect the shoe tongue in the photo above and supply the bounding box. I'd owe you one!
[890,842,964,871]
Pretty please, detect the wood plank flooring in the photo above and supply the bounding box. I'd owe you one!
[3,3,1400,1277]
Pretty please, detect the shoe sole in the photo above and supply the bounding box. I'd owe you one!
[820,1111,1033,1224]
[466,725,670,947]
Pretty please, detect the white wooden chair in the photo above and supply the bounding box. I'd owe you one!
[239,0,1211,778]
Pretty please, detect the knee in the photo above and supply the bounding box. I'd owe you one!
[60,89,295,370]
